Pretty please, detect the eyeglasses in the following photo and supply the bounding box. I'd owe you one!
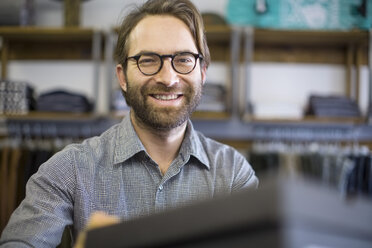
[126,52,203,76]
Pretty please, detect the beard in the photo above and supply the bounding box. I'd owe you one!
[124,79,202,130]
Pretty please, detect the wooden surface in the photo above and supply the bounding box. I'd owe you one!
[0,27,99,61]
[205,26,368,64]
[1,26,367,63]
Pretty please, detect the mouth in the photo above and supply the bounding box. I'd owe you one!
[150,94,183,101]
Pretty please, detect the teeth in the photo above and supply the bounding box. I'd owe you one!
[153,94,179,100]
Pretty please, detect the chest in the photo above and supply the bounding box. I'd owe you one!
[73,158,231,235]
[89,162,228,215]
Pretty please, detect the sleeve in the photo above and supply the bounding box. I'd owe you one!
[231,151,259,192]
[0,149,75,248]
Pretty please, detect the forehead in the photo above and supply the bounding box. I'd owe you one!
[128,15,198,55]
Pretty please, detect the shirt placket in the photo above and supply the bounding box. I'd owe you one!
[154,156,186,212]
[141,156,168,213]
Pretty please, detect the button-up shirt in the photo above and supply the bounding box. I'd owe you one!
[0,115,258,248]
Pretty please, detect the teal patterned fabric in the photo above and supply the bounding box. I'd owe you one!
[227,0,372,30]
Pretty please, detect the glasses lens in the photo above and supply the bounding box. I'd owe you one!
[173,53,196,74]
[138,54,161,75]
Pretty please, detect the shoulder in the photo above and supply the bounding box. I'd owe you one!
[28,122,123,202]
[37,121,121,178]
[62,121,121,160]
[194,130,245,161]
[193,130,258,190]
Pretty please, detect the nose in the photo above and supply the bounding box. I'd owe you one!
[154,59,179,87]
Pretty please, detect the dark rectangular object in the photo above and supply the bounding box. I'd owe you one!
[86,177,372,248]
[306,95,361,118]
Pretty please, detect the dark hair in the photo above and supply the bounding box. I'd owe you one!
[115,0,210,69]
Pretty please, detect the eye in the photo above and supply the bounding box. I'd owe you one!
[174,54,194,64]
[138,55,159,66]
[178,58,192,63]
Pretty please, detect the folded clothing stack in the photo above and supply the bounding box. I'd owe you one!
[197,83,226,112]
[36,89,93,113]
[305,95,361,118]
[0,80,35,115]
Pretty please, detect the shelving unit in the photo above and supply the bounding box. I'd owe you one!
[0,25,371,147]
[192,25,372,146]
[247,28,369,112]
[0,27,103,113]
[202,26,369,119]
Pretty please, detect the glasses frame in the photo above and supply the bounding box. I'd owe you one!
[126,52,203,76]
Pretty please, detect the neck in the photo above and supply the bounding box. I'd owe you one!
[130,111,187,175]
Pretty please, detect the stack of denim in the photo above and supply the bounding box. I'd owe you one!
[305,95,361,118]
[36,90,93,113]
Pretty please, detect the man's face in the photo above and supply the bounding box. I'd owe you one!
[119,15,206,130]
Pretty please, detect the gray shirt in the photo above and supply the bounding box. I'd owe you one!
[0,115,258,248]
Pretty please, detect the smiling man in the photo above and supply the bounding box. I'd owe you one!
[116,14,206,175]
[0,0,258,247]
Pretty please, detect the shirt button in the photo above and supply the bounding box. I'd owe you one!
[158,185,163,191]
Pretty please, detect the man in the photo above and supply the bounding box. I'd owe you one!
[0,0,258,247]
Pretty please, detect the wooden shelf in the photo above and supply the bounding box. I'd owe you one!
[205,25,231,62]
[254,29,368,65]
[205,25,231,43]
[245,115,366,125]
[254,29,368,45]
[206,26,369,45]
[0,27,97,40]
[2,110,231,121]
[0,111,102,121]
[191,111,231,120]
[205,26,368,64]
[0,27,102,61]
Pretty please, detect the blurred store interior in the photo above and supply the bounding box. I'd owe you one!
[0,0,372,247]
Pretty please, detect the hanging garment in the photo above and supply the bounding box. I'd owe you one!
[7,147,21,221]
[247,142,372,199]
[0,146,10,231]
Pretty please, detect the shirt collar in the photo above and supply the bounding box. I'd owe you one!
[113,114,145,164]
[179,120,210,170]
[113,114,210,170]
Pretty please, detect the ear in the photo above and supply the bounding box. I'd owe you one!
[116,64,127,92]
[201,65,207,85]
